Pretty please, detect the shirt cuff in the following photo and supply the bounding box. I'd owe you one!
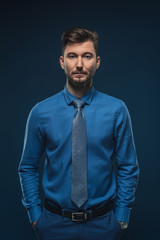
[27,205,42,223]
[114,206,131,223]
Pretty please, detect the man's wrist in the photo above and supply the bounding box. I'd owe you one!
[27,205,41,224]
[114,206,131,224]
[118,221,128,230]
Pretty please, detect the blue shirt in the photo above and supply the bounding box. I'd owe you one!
[18,84,139,224]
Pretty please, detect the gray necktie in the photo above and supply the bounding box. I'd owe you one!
[71,99,88,208]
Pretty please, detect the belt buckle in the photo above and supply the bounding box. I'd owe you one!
[72,211,88,222]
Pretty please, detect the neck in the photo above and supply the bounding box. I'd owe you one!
[66,81,92,98]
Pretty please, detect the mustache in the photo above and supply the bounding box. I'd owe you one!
[72,71,87,75]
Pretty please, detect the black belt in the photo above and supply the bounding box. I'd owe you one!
[44,199,114,222]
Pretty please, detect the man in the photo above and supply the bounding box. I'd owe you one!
[18,27,140,240]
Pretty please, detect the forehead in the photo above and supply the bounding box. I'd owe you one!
[64,41,96,55]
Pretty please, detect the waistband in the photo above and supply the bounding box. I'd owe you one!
[44,199,114,222]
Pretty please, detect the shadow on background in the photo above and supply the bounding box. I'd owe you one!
[0,1,160,239]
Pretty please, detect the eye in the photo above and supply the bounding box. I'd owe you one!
[84,55,92,59]
[68,55,76,59]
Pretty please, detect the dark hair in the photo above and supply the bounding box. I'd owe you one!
[61,27,99,56]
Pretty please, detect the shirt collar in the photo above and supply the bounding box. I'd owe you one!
[63,84,95,105]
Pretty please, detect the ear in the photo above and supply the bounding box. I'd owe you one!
[59,56,64,70]
[96,56,100,69]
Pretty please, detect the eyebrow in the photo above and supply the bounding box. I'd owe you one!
[66,52,94,56]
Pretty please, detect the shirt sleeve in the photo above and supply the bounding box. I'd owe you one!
[114,101,140,223]
[18,104,46,223]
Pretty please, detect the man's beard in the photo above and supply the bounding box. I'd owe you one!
[67,75,92,91]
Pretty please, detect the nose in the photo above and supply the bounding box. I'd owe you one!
[76,57,83,71]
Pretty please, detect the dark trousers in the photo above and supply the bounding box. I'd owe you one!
[35,207,123,240]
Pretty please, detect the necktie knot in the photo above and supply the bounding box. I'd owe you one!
[72,99,85,109]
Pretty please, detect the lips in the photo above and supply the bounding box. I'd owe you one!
[73,72,87,75]
[75,73,84,75]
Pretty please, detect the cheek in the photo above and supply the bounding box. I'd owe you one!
[64,62,74,73]
[87,63,97,74]
[63,64,70,74]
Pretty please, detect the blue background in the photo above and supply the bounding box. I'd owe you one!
[1,0,159,239]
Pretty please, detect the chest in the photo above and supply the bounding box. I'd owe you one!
[44,106,115,148]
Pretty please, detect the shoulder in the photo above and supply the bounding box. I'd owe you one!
[95,90,131,126]
[28,89,64,118]
[94,89,127,111]
[31,89,64,110]
[38,90,63,107]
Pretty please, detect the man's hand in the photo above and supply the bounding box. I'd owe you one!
[32,221,37,228]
